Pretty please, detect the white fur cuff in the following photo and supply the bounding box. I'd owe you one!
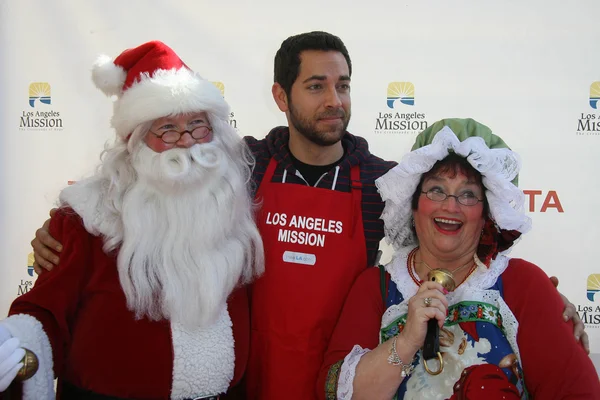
[4,314,55,399]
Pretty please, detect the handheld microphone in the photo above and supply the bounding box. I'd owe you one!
[422,269,455,375]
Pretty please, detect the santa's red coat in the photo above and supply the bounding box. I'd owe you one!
[7,209,249,399]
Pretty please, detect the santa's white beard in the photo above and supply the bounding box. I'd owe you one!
[116,142,260,329]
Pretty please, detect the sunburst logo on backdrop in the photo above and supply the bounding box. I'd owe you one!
[586,273,600,301]
[211,81,225,97]
[589,82,600,110]
[28,82,51,108]
[27,253,35,277]
[387,82,415,108]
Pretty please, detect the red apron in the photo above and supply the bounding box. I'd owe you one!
[247,158,367,400]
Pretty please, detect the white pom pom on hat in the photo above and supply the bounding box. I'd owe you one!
[91,54,127,97]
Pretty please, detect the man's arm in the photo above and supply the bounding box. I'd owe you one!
[31,208,589,352]
[30,209,61,273]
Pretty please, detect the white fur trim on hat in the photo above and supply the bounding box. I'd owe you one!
[375,126,532,252]
[91,55,127,97]
[111,68,230,138]
[3,314,55,400]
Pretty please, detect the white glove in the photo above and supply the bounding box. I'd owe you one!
[0,323,25,392]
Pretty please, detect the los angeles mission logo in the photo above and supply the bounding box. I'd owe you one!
[265,212,343,248]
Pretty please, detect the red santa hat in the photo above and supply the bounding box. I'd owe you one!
[91,40,229,139]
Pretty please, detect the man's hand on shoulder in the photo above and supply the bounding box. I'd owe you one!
[551,276,590,354]
[31,208,62,275]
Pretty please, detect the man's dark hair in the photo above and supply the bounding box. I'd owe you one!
[274,31,352,98]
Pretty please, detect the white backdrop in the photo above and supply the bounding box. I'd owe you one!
[1,0,600,370]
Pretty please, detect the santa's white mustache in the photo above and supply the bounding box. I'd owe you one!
[157,142,225,179]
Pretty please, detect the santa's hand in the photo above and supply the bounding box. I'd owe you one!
[400,281,448,353]
[0,324,25,392]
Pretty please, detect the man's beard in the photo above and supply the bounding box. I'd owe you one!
[116,141,262,329]
[288,101,350,146]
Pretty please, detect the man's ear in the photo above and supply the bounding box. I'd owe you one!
[272,83,289,112]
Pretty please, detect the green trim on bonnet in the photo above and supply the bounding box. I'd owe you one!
[411,118,518,186]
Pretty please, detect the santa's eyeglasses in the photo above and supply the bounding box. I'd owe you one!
[149,126,212,144]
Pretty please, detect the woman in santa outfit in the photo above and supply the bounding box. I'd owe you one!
[318,118,599,400]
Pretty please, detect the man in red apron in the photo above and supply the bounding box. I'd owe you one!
[29,31,590,400]
[242,31,396,399]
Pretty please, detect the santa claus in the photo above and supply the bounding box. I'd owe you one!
[0,41,264,399]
